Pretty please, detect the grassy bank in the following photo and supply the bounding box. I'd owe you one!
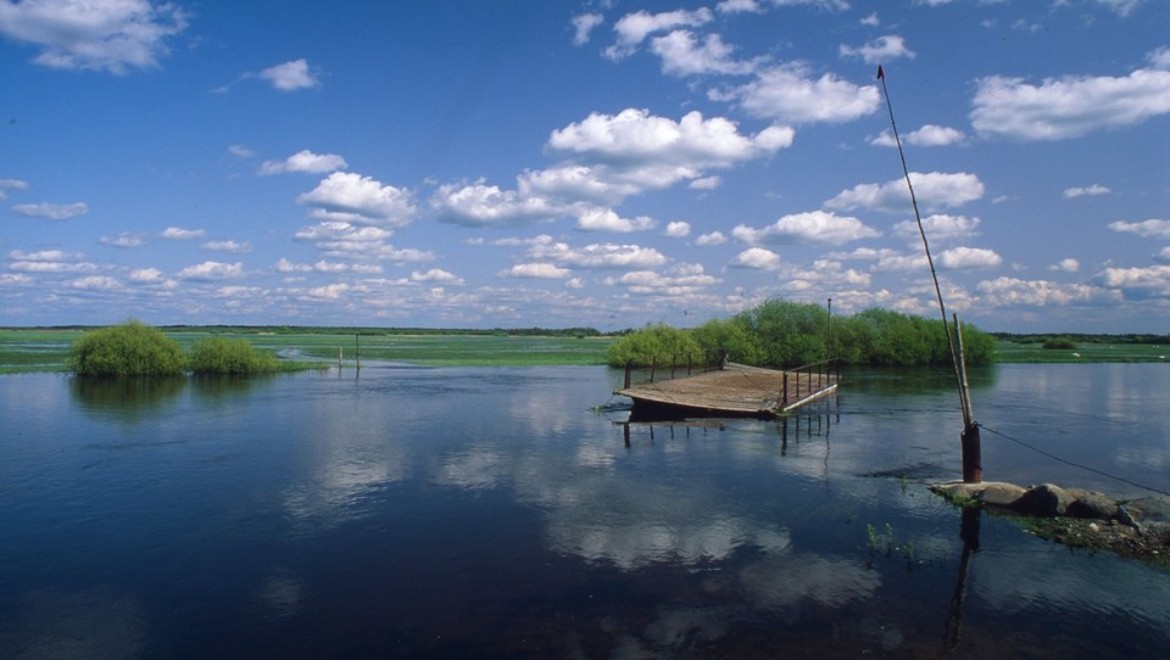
[0,328,614,374]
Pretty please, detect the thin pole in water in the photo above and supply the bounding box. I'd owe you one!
[877,65,981,482]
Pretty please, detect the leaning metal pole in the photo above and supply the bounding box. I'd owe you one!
[877,65,981,483]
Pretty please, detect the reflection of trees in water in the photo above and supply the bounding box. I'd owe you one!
[190,374,274,404]
[845,365,997,396]
[70,376,187,421]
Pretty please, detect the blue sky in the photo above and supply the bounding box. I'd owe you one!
[1,0,1167,332]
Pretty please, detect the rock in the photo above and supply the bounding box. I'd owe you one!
[1013,483,1074,517]
[978,483,1027,507]
[1066,492,1120,521]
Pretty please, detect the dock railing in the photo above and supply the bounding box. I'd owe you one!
[779,358,840,411]
[622,350,727,390]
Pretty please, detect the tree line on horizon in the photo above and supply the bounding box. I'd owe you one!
[605,299,997,369]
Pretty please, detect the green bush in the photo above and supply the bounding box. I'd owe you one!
[1042,337,1078,350]
[605,323,704,367]
[731,299,830,367]
[69,320,186,376]
[188,337,280,374]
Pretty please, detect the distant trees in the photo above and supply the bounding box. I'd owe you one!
[69,320,287,376]
[606,299,996,368]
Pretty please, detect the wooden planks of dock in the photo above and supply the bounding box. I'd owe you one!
[616,362,838,418]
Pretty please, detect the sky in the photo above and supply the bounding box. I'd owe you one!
[0,0,1167,332]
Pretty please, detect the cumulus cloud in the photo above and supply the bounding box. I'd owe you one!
[11,201,88,220]
[526,241,669,269]
[161,226,205,239]
[201,240,252,253]
[650,30,758,77]
[575,207,655,233]
[689,176,721,190]
[0,0,188,73]
[0,178,29,200]
[710,63,881,123]
[298,172,416,227]
[825,172,985,213]
[1108,218,1170,239]
[548,108,792,170]
[978,276,1121,306]
[292,221,432,262]
[604,7,713,60]
[177,261,244,281]
[129,267,164,283]
[259,150,347,175]
[870,124,966,147]
[665,221,691,237]
[70,275,121,290]
[938,246,1002,269]
[971,63,1170,141]
[839,35,915,64]
[1097,265,1170,296]
[732,210,880,245]
[696,231,727,246]
[259,59,319,91]
[571,13,603,46]
[227,144,255,159]
[499,263,572,279]
[730,247,781,270]
[432,180,564,227]
[100,232,145,248]
[411,268,462,284]
[893,214,981,244]
[1050,258,1081,273]
[605,263,717,294]
[1063,184,1111,198]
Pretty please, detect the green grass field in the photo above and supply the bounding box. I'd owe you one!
[0,328,615,374]
[4,328,1169,374]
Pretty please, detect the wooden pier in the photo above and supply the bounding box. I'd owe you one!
[616,361,839,419]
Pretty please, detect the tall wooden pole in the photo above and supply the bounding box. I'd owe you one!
[878,65,981,483]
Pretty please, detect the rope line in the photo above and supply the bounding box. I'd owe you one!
[979,423,1170,497]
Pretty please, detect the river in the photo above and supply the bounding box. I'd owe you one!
[0,363,1167,657]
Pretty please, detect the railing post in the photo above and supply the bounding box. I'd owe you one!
[624,360,632,389]
[671,354,677,380]
[782,372,789,409]
[650,357,657,383]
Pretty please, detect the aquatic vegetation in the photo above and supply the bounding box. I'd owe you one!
[69,320,185,376]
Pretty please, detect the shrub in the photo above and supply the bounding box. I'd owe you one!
[1042,337,1078,350]
[69,320,186,376]
[605,323,704,367]
[188,337,280,374]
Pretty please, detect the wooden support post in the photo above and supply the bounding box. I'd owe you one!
[954,314,982,483]
[782,372,789,409]
[624,360,632,390]
[650,357,657,383]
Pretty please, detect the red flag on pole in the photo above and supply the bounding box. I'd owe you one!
[876,65,885,80]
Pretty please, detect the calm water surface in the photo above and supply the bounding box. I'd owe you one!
[1,364,1168,658]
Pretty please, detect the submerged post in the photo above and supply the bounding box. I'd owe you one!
[954,314,982,483]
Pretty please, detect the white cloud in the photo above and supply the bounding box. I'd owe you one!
[665,221,691,237]
[11,201,88,220]
[730,247,781,270]
[689,176,721,190]
[1158,247,1170,264]
[548,108,792,170]
[825,172,985,213]
[977,276,1120,306]
[432,180,563,227]
[605,263,717,294]
[1108,218,1170,239]
[1149,46,1170,71]
[732,210,880,245]
[161,226,205,239]
[870,124,966,147]
[227,144,255,159]
[100,232,144,248]
[527,241,669,269]
[303,283,349,300]
[839,35,915,64]
[1095,0,1145,17]
[499,263,572,279]
[259,150,348,175]
[971,66,1170,141]
[201,240,252,254]
[860,12,880,26]
[604,7,713,60]
[411,268,463,284]
[0,0,188,73]
[0,178,28,200]
[893,214,981,244]
[938,246,1002,269]
[177,261,244,281]
[571,13,603,46]
[259,59,319,91]
[649,30,758,77]
[298,172,416,227]
[70,275,121,290]
[1050,258,1081,273]
[716,0,761,13]
[710,63,881,124]
[696,231,727,246]
[129,268,164,283]
[1063,184,1111,198]
[575,207,655,233]
[1097,265,1170,295]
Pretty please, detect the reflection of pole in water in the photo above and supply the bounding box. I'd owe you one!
[941,507,981,657]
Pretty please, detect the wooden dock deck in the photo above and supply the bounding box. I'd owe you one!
[616,361,838,419]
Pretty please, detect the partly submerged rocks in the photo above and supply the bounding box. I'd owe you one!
[930,480,1170,566]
